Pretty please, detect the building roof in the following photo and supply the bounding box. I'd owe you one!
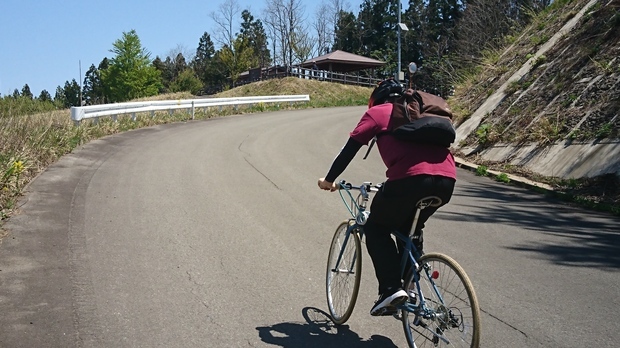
[300,50,386,72]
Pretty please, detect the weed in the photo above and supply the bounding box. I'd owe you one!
[475,124,491,145]
[506,81,521,95]
[531,55,547,67]
[495,173,511,183]
[595,123,612,139]
[530,35,549,46]
[476,165,489,176]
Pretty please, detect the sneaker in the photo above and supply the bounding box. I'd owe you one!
[370,288,409,316]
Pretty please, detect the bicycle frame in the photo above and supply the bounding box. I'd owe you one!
[394,232,448,323]
[336,182,447,319]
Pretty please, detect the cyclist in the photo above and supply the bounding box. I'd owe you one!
[318,79,457,316]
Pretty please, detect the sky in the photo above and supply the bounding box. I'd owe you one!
[0,0,364,97]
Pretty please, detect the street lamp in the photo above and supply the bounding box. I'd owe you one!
[408,62,417,89]
[397,0,409,82]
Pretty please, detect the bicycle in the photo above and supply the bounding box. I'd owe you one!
[325,180,481,348]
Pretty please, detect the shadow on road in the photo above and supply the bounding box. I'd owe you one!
[256,307,398,348]
[435,179,620,270]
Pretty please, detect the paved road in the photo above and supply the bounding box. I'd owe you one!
[1,106,619,347]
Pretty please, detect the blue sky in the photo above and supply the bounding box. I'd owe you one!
[0,0,364,97]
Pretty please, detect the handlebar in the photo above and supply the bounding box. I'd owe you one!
[338,180,381,194]
[337,180,382,223]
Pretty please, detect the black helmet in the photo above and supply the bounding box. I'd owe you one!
[368,79,404,108]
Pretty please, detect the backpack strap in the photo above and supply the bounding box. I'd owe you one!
[363,137,377,160]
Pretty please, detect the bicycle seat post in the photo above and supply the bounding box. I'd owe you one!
[407,196,442,239]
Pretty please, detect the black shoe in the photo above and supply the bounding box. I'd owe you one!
[370,288,408,316]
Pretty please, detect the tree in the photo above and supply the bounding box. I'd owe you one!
[53,86,65,107]
[333,10,361,53]
[313,3,331,56]
[38,89,52,102]
[101,30,162,102]
[82,61,108,105]
[62,79,81,107]
[173,53,188,80]
[169,69,204,94]
[356,0,398,77]
[210,0,241,48]
[219,36,255,86]
[263,0,307,67]
[21,84,33,100]
[239,10,272,68]
[192,32,216,85]
[153,56,173,92]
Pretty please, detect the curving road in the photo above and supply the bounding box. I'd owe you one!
[1,106,619,347]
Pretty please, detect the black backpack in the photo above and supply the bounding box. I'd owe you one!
[363,89,456,159]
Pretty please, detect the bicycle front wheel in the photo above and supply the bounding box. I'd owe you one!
[325,221,362,325]
[402,252,481,348]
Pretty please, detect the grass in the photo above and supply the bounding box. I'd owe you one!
[0,78,371,223]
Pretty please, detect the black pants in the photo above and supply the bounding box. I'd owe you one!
[364,175,455,294]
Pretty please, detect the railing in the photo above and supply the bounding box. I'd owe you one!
[70,95,310,124]
[216,66,381,94]
[290,67,382,87]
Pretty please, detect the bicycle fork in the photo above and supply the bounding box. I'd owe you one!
[331,225,359,274]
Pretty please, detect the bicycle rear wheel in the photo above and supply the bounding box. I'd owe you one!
[402,252,481,348]
[326,221,362,325]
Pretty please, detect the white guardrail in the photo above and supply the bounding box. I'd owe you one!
[70,94,310,124]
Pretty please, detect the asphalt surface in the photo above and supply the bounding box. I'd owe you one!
[1,106,619,347]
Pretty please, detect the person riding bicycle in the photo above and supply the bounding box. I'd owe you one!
[318,79,457,316]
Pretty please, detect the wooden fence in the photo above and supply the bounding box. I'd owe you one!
[203,66,381,95]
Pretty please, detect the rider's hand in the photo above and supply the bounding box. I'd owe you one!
[318,178,338,192]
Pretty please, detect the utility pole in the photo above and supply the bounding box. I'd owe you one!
[397,0,401,81]
[79,60,83,106]
[396,0,408,82]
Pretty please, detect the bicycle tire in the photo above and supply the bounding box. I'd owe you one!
[325,221,362,325]
[402,252,481,348]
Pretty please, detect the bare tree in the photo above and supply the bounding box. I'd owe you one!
[327,0,350,45]
[167,44,194,65]
[292,30,314,63]
[313,2,331,56]
[263,0,307,67]
[210,0,241,48]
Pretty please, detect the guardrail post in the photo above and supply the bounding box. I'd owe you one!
[112,115,117,122]
[131,112,136,121]
[151,110,155,118]
[191,100,195,120]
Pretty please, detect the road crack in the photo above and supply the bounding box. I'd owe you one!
[238,136,281,190]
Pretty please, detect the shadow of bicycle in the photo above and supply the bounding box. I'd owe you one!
[256,307,398,348]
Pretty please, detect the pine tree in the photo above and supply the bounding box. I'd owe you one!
[21,84,33,99]
[333,11,361,53]
[357,0,398,77]
[83,64,107,105]
[38,90,52,102]
[62,79,81,107]
[239,10,271,68]
[53,86,65,108]
[192,32,216,86]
